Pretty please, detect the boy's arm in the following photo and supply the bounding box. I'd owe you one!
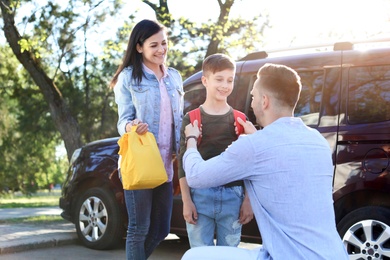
[179,177,198,224]
[239,189,254,225]
[178,115,190,179]
[178,114,198,224]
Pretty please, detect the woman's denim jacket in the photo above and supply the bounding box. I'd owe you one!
[114,66,184,155]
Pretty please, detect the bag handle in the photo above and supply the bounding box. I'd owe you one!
[130,125,152,146]
[130,125,138,132]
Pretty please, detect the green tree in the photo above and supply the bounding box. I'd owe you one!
[0,44,67,193]
[139,0,268,77]
[1,0,267,155]
[1,0,82,160]
[0,0,268,192]
[0,0,123,159]
[0,0,121,193]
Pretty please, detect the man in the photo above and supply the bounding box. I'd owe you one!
[182,63,348,259]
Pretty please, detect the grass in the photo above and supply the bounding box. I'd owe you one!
[0,190,61,209]
[0,215,66,225]
[0,190,67,225]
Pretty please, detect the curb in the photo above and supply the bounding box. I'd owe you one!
[0,223,78,255]
[0,233,79,255]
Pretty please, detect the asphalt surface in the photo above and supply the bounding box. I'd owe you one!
[0,207,78,255]
[0,206,193,258]
[0,207,261,258]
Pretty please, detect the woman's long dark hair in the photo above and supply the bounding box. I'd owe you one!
[110,19,166,88]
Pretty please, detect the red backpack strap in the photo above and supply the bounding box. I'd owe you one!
[233,109,246,136]
[188,108,201,128]
[188,108,202,144]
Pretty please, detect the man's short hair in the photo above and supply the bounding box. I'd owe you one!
[202,53,235,76]
[257,63,302,109]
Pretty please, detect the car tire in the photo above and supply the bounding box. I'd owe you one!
[74,187,124,250]
[337,206,390,259]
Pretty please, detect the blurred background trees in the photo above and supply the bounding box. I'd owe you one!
[0,0,267,194]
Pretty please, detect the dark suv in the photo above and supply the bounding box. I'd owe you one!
[60,40,390,258]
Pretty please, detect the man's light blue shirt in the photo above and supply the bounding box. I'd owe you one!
[184,117,348,260]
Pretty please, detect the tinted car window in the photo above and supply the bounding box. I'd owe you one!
[347,65,390,124]
[183,82,206,113]
[295,70,323,126]
[238,74,257,125]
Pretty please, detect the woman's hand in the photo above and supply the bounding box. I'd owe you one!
[125,119,149,135]
[135,123,148,135]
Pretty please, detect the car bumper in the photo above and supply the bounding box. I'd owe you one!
[59,197,73,223]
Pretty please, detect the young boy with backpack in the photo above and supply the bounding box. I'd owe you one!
[178,53,253,248]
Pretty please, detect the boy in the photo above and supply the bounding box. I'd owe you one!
[178,53,253,248]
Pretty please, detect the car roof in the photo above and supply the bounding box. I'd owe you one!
[183,39,390,89]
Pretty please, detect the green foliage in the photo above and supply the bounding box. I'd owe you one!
[0,0,269,193]
[14,0,123,143]
[0,191,60,208]
[0,45,67,194]
[0,0,128,193]
[18,38,42,58]
[174,14,268,68]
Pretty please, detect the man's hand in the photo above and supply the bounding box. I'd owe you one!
[236,117,257,135]
[185,120,201,139]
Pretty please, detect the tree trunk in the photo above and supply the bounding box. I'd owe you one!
[205,0,234,58]
[0,0,82,161]
[142,0,173,28]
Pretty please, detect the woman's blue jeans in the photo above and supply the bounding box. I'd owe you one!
[124,181,173,260]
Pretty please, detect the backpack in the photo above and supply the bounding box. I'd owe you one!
[188,107,246,144]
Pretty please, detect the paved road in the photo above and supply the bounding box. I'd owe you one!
[0,207,261,259]
[1,235,261,260]
[0,238,189,260]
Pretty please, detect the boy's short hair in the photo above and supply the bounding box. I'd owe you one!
[202,53,235,76]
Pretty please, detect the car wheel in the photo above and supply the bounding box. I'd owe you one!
[337,206,390,259]
[74,187,124,250]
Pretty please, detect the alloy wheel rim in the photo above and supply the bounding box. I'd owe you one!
[343,219,390,259]
[78,196,108,242]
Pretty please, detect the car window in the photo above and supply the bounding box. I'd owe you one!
[295,70,323,126]
[236,74,257,126]
[184,82,206,114]
[228,75,251,115]
[347,65,390,124]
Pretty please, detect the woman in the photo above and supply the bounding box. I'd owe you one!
[110,19,183,260]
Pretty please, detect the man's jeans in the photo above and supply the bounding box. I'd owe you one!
[124,182,173,260]
[186,185,244,247]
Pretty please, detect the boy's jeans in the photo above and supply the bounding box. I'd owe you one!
[186,185,244,247]
[124,182,173,260]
